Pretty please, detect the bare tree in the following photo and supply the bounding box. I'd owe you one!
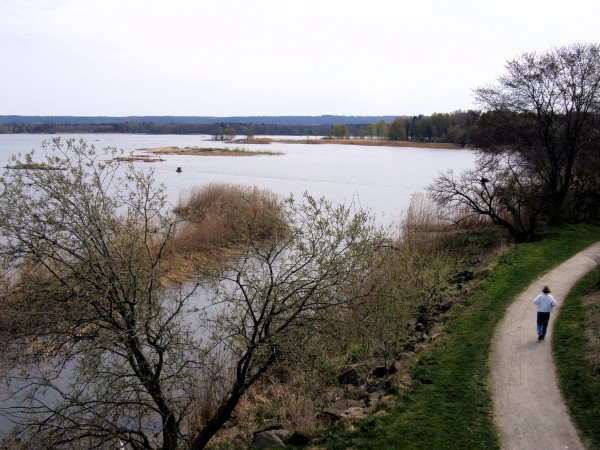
[191,194,384,447]
[429,152,543,242]
[0,139,384,449]
[0,139,194,449]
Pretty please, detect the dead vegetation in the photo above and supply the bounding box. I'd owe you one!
[115,154,165,163]
[158,183,287,283]
[172,183,286,249]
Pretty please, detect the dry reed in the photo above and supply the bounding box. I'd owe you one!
[400,192,494,246]
[171,183,286,253]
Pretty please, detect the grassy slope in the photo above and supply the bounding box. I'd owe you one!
[312,225,600,450]
[553,271,600,449]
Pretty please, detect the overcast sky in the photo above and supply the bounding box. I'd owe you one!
[1,0,598,117]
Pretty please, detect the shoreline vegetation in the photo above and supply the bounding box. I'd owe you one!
[314,225,600,450]
[4,139,456,169]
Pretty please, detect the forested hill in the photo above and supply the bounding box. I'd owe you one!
[0,115,398,126]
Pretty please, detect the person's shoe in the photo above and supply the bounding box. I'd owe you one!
[538,334,542,341]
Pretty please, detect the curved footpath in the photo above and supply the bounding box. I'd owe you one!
[492,241,600,450]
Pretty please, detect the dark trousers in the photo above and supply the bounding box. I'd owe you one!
[537,311,551,338]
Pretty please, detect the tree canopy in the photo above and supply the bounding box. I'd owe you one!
[430,43,600,241]
[473,42,600,224]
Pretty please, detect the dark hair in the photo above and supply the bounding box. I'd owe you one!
[542,286,551,294]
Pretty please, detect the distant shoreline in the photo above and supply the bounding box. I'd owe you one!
[243,137,461,149]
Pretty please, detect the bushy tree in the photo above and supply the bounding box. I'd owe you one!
[331,124,350,138]
[0,139,384,449]
[473,42,600,224]
[376,119,387,139]
[431,43,600,239]
[387,117,407,141]
[367,123,377,139]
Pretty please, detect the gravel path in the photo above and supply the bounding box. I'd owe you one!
[491,242,600,450]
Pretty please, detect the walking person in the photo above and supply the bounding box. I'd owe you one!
[533,286,557,341]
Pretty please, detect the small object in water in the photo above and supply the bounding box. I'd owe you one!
[176,167,182,173]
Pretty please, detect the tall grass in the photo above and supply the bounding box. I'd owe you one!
[154,183,288,283]
[172,183,286,252]
[401,193,494,246]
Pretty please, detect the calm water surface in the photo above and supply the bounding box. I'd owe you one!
[0,134,476,229]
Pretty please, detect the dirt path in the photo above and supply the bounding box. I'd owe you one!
[492,242,600,450]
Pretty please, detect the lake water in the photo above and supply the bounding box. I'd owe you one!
[0,134,476,230]
[0,134,476,437]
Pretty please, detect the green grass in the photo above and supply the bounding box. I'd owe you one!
[554,270,600,449]
[308,225,600,450]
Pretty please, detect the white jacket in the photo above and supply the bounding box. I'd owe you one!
[533,293,557,313]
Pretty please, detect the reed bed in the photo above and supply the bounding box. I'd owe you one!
[400,192,494,245]
[172,183,286,252]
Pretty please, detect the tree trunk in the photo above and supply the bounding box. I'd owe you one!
[190,387,244,449]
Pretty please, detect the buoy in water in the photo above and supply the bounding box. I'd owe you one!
[176,167,182,173]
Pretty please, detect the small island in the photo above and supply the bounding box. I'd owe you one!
[138,145,282,157]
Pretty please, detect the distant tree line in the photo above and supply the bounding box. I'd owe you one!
[0,111,479,146]
[328,110,478,145]
[0,121,333,137]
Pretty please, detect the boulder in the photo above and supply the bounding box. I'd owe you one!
[251,430,286,448]
[319,399,367,423]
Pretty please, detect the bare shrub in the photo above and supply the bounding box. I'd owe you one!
[0,141,384,449]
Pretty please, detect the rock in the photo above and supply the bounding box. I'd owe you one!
[322,387,345,404]
[451,269,473,284]
[320,398,367,423]
[370,363,397,379]
[251,430,286,448]
[366,392,381,408]
[344,384,367,400]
